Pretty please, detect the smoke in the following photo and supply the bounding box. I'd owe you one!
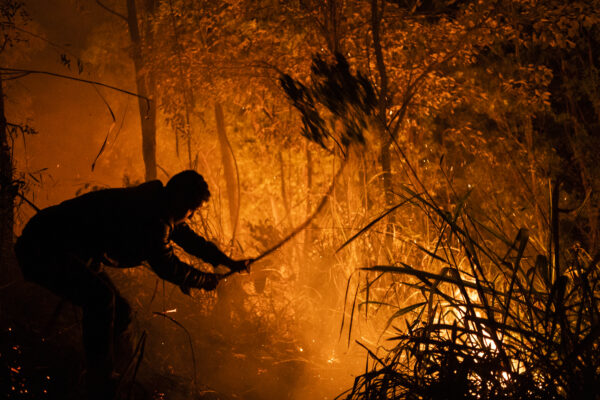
[7,2,377,398]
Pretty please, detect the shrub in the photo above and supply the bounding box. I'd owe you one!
[343,187,600,400]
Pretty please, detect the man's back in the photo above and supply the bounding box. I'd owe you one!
[19,180,168,267]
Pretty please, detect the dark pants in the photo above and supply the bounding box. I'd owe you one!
[14,235,131,398]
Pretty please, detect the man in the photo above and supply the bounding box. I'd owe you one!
[14,170,251,399]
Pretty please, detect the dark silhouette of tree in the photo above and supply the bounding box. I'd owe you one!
[0,75,13,272]
[0,0,30,276]
[96,0,158,181]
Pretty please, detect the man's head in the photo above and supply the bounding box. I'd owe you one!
[165,170,210,222]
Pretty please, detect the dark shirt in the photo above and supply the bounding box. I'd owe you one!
[18,180,231,287]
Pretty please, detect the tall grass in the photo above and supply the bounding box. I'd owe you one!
[342,185,600,400]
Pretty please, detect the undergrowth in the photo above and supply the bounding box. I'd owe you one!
[342,185,600,400]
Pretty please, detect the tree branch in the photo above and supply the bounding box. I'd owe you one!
[95,0,128,22]
[0,67,149,103]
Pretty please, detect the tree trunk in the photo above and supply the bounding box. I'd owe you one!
[278,151,291,227]
[0,79,15,275]
[304,143,313,255]
[215,102,239,242]
[322,0,343,54]
[127,0,157,181]
[371,0,394,247]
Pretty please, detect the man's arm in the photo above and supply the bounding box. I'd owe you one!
[170,223,234,267]
[147,223,217,292]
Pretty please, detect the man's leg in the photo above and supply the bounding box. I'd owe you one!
[16,245,119,399]
[97,271,132,338]
[97,271,134,374]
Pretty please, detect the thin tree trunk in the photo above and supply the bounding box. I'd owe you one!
[304,142,313,255]
[127,0,157,181]
[551,180,560,282]
[0,78,15,275]
[323,0,342,54]
[215,103,239,242]
[279,151,291,227]
[166,0,194,168]
[371,0,394,246]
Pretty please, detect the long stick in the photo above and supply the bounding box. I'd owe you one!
[218,158,347,279]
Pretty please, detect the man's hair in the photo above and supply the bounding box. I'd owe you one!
[165,170,210,210]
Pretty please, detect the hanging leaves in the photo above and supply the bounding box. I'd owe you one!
[280,52,377,154]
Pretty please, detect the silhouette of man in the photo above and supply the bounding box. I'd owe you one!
[14,170,251,399]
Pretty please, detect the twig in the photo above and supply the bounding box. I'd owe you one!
[117,330,147,400]
[0,67,150,103]
[16,192,40,212]
[153,312,197,393]
[95,0,128,21]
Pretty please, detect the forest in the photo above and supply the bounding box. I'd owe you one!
[1,0,600,399]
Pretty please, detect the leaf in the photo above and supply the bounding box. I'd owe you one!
[91,121,115,171]
[383,302,427,333]
[336,196,415,253]
[60,53,71,69]
[413,241,451,264]
[91,85,118,171]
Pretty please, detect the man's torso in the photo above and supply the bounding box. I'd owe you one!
[20,180,172,267]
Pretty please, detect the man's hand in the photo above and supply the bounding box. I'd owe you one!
[198,273,218,290]
[228,258,254,273]
[180,271,218,295]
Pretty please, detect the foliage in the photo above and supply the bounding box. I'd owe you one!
[0,0,29,53]
[344,187,600,400]
[8,0,600,397]
[280,52,377,154]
